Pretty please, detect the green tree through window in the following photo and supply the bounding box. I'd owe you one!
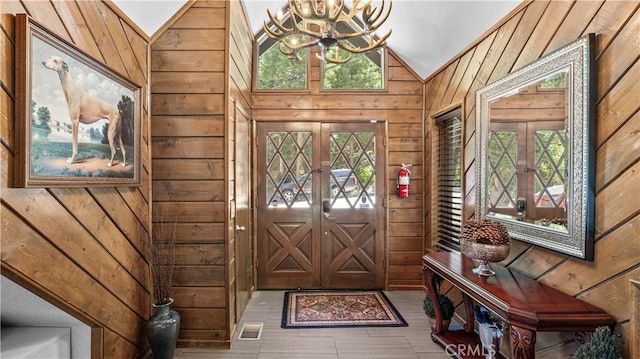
[257,41,307,90]
[323,52,383,90]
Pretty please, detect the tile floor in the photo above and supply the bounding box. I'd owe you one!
[172,290,453,358]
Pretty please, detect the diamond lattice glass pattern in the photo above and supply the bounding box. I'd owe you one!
[266,131,312,206]
[329,131,375,208]
[488,131,518,209]
[534,130,567,208]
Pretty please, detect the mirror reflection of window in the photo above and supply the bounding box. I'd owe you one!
[533,130,568,211]
[485,70,569,230]
[487,130,519,212]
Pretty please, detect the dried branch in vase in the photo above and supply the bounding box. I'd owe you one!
[147,213,177,306]
[461,219,511,245]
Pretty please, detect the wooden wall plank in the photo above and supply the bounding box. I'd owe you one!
[596,7,640,97]
[21,1,70,42]
[2,189,148,311]
[578,268,640,323]
[173,7,225,29]
[151,50,225,72]
[172,287,226,308]
[174,244,225,265]
[595,111,640,190]
[453,32,495,102]
[153,180,225,202]
[487,1,549,84]
[153,201,226,223]
[540,213,640,296]
[252,94,423,110]
[464,11,524,119]
[511,0,573,71]
[544,1,602,53]
[594,161,640,237]
[441,51,473,106]
[152,94,225,115]
[151,116,225,137]
[1,207,147,342]
[75,1,128,76]
[153,29,226,50]
[50,0,103,60]
[179,308,226,329]
[1,29,14,94]
[169,223,226,243]
[151,72,225,94]
[582,0,640,58]
[152,159,225,180]
[253,109,422,122]
[152,137,224,159]
[0,90,13,147]
[595,47,640,147]
[49,187,149,284]
[173,266,225,287]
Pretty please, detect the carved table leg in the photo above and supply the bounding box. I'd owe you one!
[510,324,536,359]
[423,264,445,334]
[462,294,474,333]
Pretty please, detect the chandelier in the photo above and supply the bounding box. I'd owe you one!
[263,0,392,64]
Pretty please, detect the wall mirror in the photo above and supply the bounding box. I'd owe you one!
[475,34,595,260]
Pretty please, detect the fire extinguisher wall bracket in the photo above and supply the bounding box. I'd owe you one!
[397,164,410,198]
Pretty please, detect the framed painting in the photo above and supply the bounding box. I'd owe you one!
[14,14,142,187]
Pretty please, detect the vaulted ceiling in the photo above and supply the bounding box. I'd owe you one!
[112,0,520,79]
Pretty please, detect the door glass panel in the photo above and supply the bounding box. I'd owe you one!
[533,130,567,209]
[487,131,518,210]
[329,131,376,208]
[265,131,312,208]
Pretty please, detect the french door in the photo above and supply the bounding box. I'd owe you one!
[256,122,386,289]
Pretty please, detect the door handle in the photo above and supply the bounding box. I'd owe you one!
[236,225,246,233]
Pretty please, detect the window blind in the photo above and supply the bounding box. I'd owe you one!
[435,111,462,251]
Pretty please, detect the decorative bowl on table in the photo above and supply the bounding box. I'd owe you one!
[460,219,512,276]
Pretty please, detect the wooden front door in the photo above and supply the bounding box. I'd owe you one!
[256,122,386,289]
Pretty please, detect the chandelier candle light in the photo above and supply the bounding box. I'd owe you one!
[264,0,392,64]
[460,219,512,276]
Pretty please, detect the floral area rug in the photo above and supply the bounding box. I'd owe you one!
[281,290,408,328]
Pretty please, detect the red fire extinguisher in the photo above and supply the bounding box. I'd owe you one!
[397,163,411,198]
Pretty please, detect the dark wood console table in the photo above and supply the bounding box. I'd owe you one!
[422,252,615,359]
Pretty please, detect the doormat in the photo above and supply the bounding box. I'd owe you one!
[281,290,408,328]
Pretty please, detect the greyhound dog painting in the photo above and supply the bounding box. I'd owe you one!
[42,55,126,167]
[15,16,142,187]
